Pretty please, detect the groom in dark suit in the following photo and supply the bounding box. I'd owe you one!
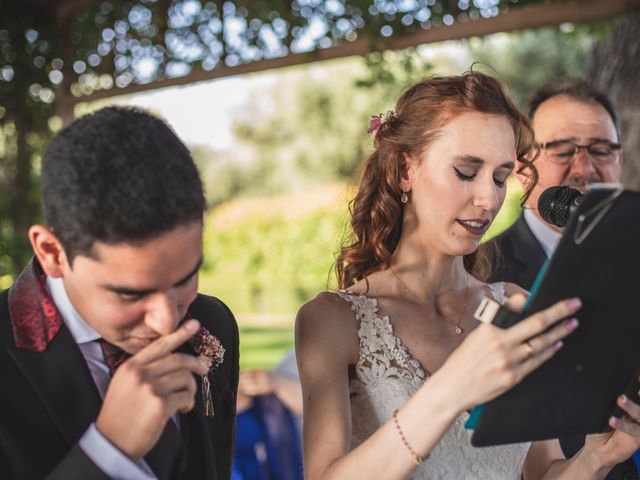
[491,80,637,479]
[0,107,239,479]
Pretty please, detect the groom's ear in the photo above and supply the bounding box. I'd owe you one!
[29,225,68,277]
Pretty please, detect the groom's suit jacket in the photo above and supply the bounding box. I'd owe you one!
[488,214,547,292]
[0,260,239,480]
[489,216,638,480]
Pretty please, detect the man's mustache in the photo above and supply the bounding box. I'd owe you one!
[562,175,601,189]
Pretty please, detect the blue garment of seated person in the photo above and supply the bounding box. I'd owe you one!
[232,394,303,480]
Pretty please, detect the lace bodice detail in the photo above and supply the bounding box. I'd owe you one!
[338,283,529,479]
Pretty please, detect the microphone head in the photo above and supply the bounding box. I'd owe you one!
[538,186,582,227]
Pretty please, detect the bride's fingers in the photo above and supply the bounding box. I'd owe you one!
[506,298,581,344]
[517,340,535,362]
[514,318,578,363]
[516,340,564,379]
[503,293,527,314]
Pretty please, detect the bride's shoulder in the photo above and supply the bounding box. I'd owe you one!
[297,290,354,324]
[297,274,381,338]
[296,291,359,346]
[296,291,361,385]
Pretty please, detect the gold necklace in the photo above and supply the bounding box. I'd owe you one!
[389,267,470,335]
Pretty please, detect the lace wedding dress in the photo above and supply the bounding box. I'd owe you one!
[337,283,530,479]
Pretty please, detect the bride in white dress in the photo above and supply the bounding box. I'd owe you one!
[295,72,640,479]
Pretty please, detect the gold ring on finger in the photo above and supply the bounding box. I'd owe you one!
[524,340,534,357]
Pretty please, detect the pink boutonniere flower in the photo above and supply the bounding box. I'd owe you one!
[190,326,225,417]
[192,326,225,371]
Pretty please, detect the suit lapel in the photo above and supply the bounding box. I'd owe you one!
[509,216,548,291]
[177,342,218,480]
[5,259,103,446]
[7,323,102,446]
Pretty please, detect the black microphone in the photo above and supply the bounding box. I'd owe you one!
[538,186,584,227]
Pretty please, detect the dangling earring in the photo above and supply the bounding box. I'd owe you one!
[401,189,409,204]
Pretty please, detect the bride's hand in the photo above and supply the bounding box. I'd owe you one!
[433,295,582,412]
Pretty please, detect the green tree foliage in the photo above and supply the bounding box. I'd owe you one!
[232,61,377,187]
[356,47,434,100]
[467,26,597,108]
[229,52,434,201]
[200,184,350,314]
[191,144,267,207]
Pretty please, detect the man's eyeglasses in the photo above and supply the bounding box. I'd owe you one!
[539,140,621,166]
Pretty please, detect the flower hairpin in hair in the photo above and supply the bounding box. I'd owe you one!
[190,326,225,417]
[367,110,397,134]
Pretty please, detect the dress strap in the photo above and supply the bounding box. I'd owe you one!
[336,290,428,381]
[488,282,507,305]
[336,290,380,326]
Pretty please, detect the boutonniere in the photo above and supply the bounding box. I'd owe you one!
[191,326,225,417]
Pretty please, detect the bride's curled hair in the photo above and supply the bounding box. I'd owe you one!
[336,71,538,289]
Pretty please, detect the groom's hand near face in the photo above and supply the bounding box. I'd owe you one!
[96,318,207,460]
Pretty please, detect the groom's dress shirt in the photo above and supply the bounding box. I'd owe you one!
[47,276,173,480]
[522,209,561,259]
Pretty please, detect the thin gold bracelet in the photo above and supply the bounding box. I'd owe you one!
[392,409,426,465]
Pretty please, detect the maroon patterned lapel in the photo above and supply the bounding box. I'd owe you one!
[8,258,63,352]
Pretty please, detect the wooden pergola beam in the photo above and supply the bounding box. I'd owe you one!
[72,0,640,104]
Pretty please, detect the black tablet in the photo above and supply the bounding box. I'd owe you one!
[468,188,640,447]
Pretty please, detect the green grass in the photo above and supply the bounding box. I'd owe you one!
[239,323,295,369]
[198,276,325,316]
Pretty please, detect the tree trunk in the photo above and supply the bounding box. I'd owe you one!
[588,14,640,189]
[55,5,76,128]
[11,90,32,274]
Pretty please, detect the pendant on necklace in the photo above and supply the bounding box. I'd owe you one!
[455,325,463,335]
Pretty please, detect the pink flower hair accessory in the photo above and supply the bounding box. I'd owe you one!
[367,110,397,135]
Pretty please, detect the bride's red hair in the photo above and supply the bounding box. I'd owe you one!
[336,72,538,289]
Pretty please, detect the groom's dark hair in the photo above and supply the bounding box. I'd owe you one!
[41,106,206,264]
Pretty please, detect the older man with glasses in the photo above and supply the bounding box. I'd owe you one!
[491,79,623,290]
[490,80,637,480]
